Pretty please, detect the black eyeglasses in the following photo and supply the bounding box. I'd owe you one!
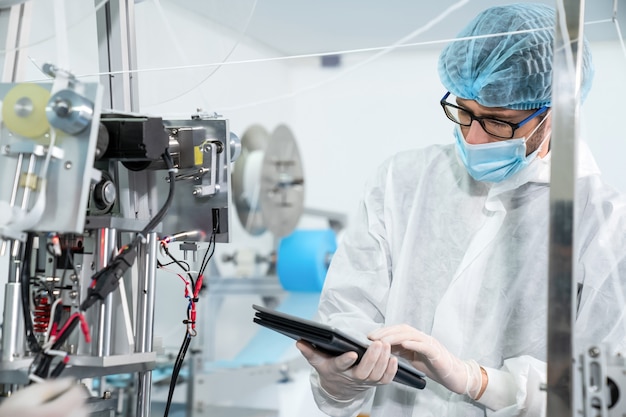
[440,91,549,139]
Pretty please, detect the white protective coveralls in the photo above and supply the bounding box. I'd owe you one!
[310,141,626,417]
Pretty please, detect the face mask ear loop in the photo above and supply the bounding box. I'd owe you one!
[537,128,552,155]
[532,110,552,156]
[522,109,552,144]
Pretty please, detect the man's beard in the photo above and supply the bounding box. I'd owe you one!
[524,117,550,156]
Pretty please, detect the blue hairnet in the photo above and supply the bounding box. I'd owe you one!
[438,3,594,110]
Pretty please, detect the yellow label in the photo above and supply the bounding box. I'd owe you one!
[194,146,203,166]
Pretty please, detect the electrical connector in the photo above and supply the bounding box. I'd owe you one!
[80,245,137,311]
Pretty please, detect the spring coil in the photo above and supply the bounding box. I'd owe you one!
[33,296,51,334]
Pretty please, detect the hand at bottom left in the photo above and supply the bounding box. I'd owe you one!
[0,378,88,417]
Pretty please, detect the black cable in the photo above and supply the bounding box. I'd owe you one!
[162,206,217,416]
[45,242,56,257]
[49,358,67,378]
[32,316,80,379]
[163,332,191,417]
[161,245,189,272]
[198,230,217,277]
[80,150,178,312]
[61,246,80,285]
[161,243,195,290]
[158,258,190,270]
[21,233,41,353]
[133,150,176,249]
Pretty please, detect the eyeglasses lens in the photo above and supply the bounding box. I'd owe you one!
[443,103,513,138]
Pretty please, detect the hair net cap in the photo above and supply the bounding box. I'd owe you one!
[438,3,594,110]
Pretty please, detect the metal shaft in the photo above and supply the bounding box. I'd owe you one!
[0,2,32,83]
[135,232,158,417]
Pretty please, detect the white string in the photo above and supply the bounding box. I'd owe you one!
[150,0,210,106]
[5,5,617,80]
[207,0,472,112]
[37,19,611,82]
[73,28,538,78]
[0,0,109,56]
[133,19,617,114]
[613,15,626,62]
[7,3,624,112]
[555,0,580,97]
[148,0,259,106]
[19,10,616,85]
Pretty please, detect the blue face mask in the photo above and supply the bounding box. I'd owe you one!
[453,125,547,183]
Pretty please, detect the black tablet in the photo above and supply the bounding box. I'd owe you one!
[252,304,427,390]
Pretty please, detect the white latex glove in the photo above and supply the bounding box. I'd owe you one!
[0,378,88,417]
[296,339,398,401]
[369,325,484,398]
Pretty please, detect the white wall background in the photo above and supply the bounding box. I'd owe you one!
[1,0,626,413]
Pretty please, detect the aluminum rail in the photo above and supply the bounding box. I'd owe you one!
[94,2,155,416]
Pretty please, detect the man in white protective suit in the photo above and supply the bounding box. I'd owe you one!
[296,3,626,417]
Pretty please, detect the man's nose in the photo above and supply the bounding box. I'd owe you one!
[463,120,491,144]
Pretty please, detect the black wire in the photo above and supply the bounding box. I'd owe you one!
[158,258,190,270]
[79,150,178,312]
[163,332,191,417]
[132,150,176,249]
[161,246,189,272]
[196,214,218,277]
[161,244,195,290]
[162,209,216,416]
[45,242,56,256]
[61,246,80,285]
[46,240,79,293]
[198,231,216,277]
[33,351,53,379]
[32,316,80,379]
[21,233,41,353]
[49,359,66,378]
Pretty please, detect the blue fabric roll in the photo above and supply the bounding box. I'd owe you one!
[277,229,337,292]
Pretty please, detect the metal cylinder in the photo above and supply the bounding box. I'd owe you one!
[95,227,118,358]
[135,232,158,417]
[1,283,24,362]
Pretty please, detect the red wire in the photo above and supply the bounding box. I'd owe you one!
[194,275,204,298]
[56,313,91,343]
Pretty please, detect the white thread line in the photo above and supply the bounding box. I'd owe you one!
[613,16,626,61]
[147,0,259,106]
[0,0,109,56]
[215,0,471,111]
[12,3,622,112]
[27,19,612,82]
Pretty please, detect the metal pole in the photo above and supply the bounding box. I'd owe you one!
[1,242,24,364]
[95,227,118,359]
[136,232,158,417]
[91,227,117,398]
[95,3,157,416]
[0,2,32,83]
[547,1,586,416]
[95,0,139,112]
